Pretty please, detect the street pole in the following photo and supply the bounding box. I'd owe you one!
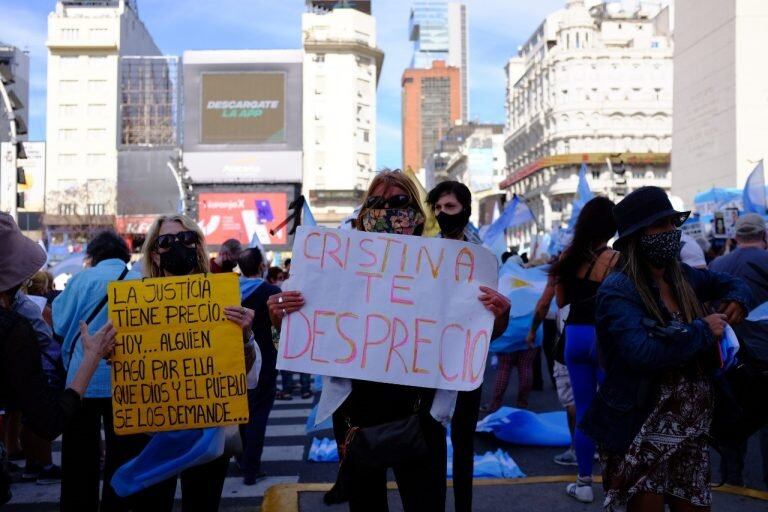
[0,79,18,220]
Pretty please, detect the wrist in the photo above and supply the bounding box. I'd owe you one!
[80,353,101,369]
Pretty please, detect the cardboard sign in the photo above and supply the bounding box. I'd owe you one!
[108,273,249,435]
[277,227,498,391]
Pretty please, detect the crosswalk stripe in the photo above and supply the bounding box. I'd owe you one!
[266,424,306,437]
[270,408,312,419]
[261,445,305,461]
[7,475,300,504]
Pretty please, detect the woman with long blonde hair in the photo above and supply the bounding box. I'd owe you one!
[129,214,257,511]
[267,170,511,511]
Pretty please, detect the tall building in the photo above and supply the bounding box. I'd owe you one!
[0,43,29,144]
[45,0,163,247]
[401,61,462,176]
[672,0,768,206]
[409,1,468,120]
[502,0,673,248]
[302,2,384,225]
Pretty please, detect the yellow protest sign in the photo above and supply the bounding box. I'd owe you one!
[108,273,249,435]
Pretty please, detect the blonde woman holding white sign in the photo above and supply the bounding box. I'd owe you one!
[268,171,510,512]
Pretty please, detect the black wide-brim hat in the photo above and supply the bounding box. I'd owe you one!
[613,186,690,250]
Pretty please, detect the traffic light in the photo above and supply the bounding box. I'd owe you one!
[0,56,28,219]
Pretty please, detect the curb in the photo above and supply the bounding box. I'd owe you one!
[261,476,768,512]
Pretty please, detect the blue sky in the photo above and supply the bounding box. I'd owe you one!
[0,0,567,168]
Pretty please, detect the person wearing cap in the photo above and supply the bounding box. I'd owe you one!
[0,213,115,443]
[708,212,768,487]
[580,187,751,512]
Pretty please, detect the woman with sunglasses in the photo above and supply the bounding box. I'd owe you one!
[581,187,751,512]
[132,214,257,511]
[267,170,510,512]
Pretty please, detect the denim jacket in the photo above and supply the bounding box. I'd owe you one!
[580,264,752,454]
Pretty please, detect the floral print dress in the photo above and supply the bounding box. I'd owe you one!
[600,365,713,511]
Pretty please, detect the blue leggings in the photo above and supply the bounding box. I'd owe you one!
[564,324,604,478]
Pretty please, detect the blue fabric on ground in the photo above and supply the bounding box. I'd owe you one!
[111,428,225,497]
[476,407,570,447]
[308,437,339,462]
[308,435,525,479]
[305,404,333,434]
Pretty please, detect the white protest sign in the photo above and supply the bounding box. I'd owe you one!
[277,226,498,391]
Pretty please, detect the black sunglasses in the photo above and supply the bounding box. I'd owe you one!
[364,194,411,209]
[156,230,198,250]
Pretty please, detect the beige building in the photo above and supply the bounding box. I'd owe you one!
[672,0,768,206]
[302,3,384,225]
[503,0,673,247]
[44,0,161,241]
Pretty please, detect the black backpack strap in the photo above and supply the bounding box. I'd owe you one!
[63,265,130,370]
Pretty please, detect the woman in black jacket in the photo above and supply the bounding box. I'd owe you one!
[582,188,751,512]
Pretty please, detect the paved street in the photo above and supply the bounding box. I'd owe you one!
[6,357,767,510]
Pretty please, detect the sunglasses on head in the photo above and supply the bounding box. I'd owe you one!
[156,230,198,250]
[364,194,411,209]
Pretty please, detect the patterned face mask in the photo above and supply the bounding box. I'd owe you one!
[639,229,682,268]
[360,208,425,235]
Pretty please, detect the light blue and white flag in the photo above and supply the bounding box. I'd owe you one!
[482,196,535,256]
[302,197,318,227]
[743,161,767,215]
[567,162,594,231]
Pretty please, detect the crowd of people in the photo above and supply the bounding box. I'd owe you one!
[0,169,766,511]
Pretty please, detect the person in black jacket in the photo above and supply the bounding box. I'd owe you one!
[237,248,282,485]
[581,188,752,512]
[0,213,115,483]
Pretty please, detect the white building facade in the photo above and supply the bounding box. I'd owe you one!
[672,0,768,207]
[45,0,161,236]
[302,5,384,225]
[503,0,673,247]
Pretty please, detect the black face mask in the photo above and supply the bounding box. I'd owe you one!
[159,241,198,276]
[436,210,470,237]
[639,229,682,268]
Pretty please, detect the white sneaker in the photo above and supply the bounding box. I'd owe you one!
[553,448,578,466]
[566,478,594,503]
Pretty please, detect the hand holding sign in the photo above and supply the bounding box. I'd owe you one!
[276,227,499,391]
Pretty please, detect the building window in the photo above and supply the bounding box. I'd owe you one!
[88,80,108,94]
[60,56,78,70]
[591,170,600,180]
[86,204,106,216]
[59,104,78,117]
[313,53,325,63]
[89,28,108,39]
[315,76,325,94]
[58,203,77,216]
[58,129,77,141]
[363,130,370,143]
[633,171,644,179]
[60,28,79,40]
[59,80,78,94]
[87,129,107,142]
[89,56,107,69]
[88,104,107,117]
[58,154,77,166]
[86,153,106,166]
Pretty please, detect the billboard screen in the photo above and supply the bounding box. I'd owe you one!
[311,1,371,13]
[198,192,289,248]
[201,72,286,144]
